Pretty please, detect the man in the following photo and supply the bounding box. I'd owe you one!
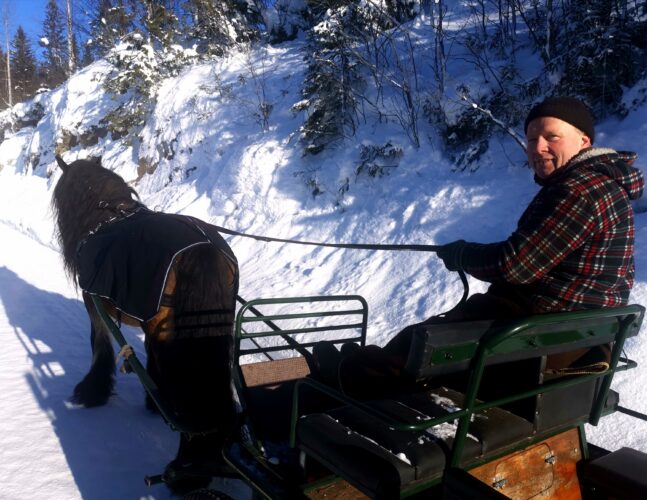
[314,96,644,394]
[435,96,644,319]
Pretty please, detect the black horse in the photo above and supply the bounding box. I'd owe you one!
[52,156,239,490]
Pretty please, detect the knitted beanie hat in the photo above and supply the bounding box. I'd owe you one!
[524,97,595,144]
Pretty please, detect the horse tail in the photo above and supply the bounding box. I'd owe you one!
[174,243,239,340]
[72,293,116,407]
[155,243,239,436]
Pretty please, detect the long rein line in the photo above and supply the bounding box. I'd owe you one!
[213,224,470,306]
[221,224,468,368]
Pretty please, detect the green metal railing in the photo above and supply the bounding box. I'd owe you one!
[232,295,368,430]
[228,295,370,496]
[234,295,368,355]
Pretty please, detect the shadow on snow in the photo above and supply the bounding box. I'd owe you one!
[0,266,175,500]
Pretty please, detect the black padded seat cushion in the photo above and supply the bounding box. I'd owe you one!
[297,387,533,497]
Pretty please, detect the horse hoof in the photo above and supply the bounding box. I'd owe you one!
[72,378,112,407]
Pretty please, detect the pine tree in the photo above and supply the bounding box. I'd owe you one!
[553,0,646,117]
[298,5,363,154]
[65,0,77,75]
[3,15,12,110]
[267,0,308,43]
[0,46,7,109]
[11,26,38,103]
[180,0,261,56]
[41,0,67,89]
[81,40,94,67]
[71,34,81,69]
[143,0,179,49]
[519,0,647,118]
[89,0,135,57]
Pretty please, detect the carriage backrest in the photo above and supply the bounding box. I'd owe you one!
[403,305,644,381]
[402,304,645,468]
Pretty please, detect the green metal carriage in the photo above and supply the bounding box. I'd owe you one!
[93,294,647,499]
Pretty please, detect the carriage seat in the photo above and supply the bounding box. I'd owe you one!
[296,384,621,498]
[297,386,532,498]
[295,306,644,498]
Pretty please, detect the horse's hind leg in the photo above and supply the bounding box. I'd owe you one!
[71,292,116,407]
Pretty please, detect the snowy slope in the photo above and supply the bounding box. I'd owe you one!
[0,20,646,500]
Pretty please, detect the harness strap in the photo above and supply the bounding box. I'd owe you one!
[545,361,610,377]
[76,204,148,257]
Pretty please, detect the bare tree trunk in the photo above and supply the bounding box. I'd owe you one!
[544,0,553,61]
[66,0,76,76]
[513,0,548,64]
[144,0,152,45]
[431,0,446,95]
[3,4,12,112]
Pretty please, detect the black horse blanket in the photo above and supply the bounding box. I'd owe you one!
[78,209,236,321]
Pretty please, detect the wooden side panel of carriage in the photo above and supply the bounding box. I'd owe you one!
[300,429,585,499]
[469,428,582,499]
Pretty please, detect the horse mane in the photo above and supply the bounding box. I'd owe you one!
[52,158,142,283]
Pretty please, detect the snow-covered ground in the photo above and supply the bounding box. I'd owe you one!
[1,20,646,500]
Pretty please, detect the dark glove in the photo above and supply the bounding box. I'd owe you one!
[436,240,467,271]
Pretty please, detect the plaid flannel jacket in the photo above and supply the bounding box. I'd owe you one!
[462,148,644,313]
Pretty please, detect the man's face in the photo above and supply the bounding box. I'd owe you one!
[526,116,591,179]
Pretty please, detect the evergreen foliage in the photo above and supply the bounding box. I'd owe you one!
[71,34,81,70]
[11,27,39,103]
[298,5,365,155]
[551,0,647,118]
[102,33,198,142]
[180,0,262,55]
[266,0,309,43]
[89,0,136,58]
[2,0,647,175]
[41,0,68,89]
[143,0,180,49]
[0,47,7,108]
[81,41,94,68]
[355,141,403,178]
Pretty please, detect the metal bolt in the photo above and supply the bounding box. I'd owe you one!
[545,454,556,464]
[492,477,508,489]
